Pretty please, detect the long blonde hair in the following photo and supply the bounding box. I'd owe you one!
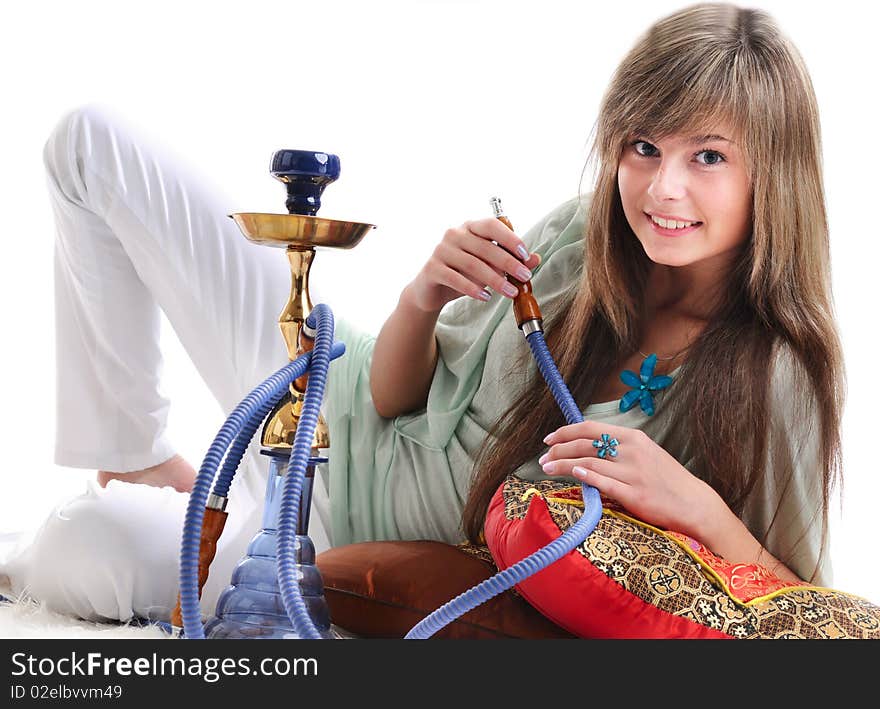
[462,2,845,582]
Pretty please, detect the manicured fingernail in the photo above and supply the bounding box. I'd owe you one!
[543,433,554,444]
[538,453,549,465]
[515,266,532,281]
[502,282,519,298]
[572,466,588,478]
[542,461,556,473]
[477,289,492,301]
[516,245,529,259]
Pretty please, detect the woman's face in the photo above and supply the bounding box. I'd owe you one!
[617,123,753,272]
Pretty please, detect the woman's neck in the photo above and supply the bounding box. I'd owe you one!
[644,261,731,322]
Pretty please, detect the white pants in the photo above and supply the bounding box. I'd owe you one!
[1,103,332,623]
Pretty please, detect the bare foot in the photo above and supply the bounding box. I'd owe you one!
[97,454,197,493]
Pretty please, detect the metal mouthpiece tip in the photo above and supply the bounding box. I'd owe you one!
[490,196,504,218]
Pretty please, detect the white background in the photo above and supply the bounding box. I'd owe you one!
[1,0,877,602]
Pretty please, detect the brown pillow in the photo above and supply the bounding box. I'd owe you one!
[315,540,576,639]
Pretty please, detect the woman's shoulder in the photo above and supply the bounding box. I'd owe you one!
[520,193,591,256]
[768,340,816,409]
[522,193,592,299]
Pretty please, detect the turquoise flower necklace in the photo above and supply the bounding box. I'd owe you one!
[618,346,690,416]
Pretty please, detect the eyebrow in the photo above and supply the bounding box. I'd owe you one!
[635,132,735,145]
[688,134,734,145]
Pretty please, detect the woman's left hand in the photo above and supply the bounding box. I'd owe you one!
[540,421,720,539]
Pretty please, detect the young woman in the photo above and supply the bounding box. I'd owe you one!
[360,1,843,587]
[0,1,842,624]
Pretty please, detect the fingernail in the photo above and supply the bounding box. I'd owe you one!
[542,461,556,473]
[543,433,554,444]
[538,453,549,465]
[516,245,529,260]
[515,266,532,281]
[501,282,519,298]
[572,466,588,478]
[477,289,492,301]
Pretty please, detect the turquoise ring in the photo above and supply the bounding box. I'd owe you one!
[592,433,620,459]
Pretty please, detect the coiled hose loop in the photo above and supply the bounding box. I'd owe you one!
[275,304,336,638]
[178,330,345,639]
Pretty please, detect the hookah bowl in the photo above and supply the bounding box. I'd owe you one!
[201,149,374,639]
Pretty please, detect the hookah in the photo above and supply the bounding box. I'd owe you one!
[172,150,603,640]
[171,149,373,639]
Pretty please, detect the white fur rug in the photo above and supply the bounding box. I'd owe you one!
[1,578,355,639]
[0,580,168,639]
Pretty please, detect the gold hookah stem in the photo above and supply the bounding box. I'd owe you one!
[279,246,315,360]
[261,245,329,450]
[285,245,328,447]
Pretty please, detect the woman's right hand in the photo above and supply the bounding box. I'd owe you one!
[406,218,542,314]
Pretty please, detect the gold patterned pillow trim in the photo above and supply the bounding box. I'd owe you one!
[521,484,822,606]
[506,477,880,638]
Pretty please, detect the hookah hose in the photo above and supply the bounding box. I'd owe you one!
[178,202,602,639]
[404,198,603,638]
[403,328,601,638]
[176,312,345,640]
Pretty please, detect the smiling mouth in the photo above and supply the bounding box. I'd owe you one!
[643,212,703,235]
[644,211,702,225]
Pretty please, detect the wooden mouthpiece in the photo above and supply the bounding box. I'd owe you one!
[171,506,229,629]
[494,214,543,329]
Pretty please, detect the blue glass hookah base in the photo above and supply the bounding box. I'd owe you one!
[202,452,335,639]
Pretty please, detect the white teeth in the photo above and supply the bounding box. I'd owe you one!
[651,214,699,229]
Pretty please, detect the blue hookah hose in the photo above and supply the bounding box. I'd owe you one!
[398,199,604,636]
[177,318,345,640]
[403,328,601,638]
[274,304,336,639]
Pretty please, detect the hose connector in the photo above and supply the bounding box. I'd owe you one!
[520,319,543,336]
[206,493,228,512]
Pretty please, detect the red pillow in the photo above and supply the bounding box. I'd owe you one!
[484,475,880,639]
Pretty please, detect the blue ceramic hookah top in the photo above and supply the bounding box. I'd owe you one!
[270,149,341,216]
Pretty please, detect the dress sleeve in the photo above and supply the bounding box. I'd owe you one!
[391,194,589,450]
[740,344,833,587]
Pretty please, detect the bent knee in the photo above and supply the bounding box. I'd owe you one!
[43,102,117,166]
[42,103,132,205]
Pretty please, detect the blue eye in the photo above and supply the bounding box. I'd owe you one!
[696,148,726,165]
[630,140,726,166]
[631,140,657,157]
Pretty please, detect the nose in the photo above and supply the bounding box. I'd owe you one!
[647,158,688,202]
